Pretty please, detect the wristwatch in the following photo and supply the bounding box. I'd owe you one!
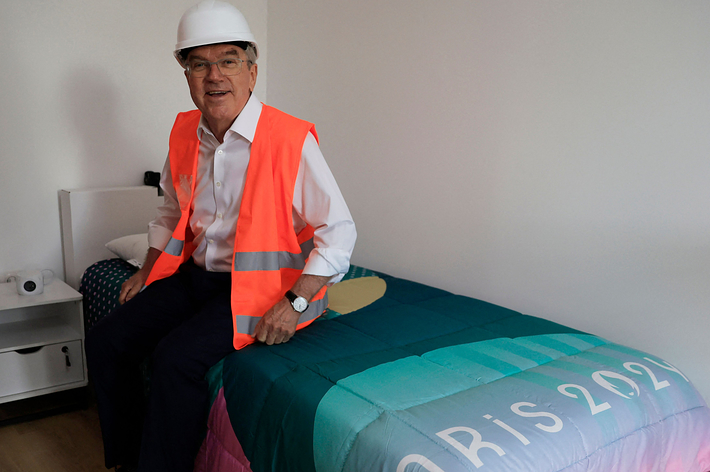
[285,290,309,314]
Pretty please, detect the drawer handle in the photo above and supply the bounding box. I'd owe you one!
[62,346,72,367]
[15,346,43,354]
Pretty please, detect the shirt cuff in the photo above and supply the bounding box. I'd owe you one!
[303,248,351,285]
[147,225,174,252]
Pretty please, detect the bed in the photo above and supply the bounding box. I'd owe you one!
[60,186,710,472]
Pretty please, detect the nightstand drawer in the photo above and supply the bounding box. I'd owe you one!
[0,340,85,399]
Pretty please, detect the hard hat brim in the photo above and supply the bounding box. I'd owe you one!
[175,37,259,61]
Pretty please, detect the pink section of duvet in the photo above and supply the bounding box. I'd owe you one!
[194,387,252,472]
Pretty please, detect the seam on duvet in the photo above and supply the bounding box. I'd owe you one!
[552,405,710,472]
[320,312,523,366]
[205,427,245,464]
[422,337,599,384]
[381,372,589,472]
[336,387,475,472]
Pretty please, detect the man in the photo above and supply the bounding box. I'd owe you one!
[85,2,356,471]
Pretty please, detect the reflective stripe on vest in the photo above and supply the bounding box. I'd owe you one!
[164,237,185,257]
[233,238,315,272]
[234,293,328,336]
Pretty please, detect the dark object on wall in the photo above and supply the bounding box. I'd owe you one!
[144,171,161,188]
[144,171,163,196]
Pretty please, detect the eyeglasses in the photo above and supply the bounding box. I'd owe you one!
[185,57,249,78]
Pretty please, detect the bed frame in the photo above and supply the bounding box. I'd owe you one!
[59,186,163,289]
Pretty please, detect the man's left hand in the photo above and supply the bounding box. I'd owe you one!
[253,298,300,345]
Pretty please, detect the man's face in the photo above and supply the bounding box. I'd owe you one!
[184,43,258,135]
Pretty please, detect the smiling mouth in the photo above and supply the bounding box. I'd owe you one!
[207,91,228,96]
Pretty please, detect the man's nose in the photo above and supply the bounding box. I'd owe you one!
[206,63,224,79]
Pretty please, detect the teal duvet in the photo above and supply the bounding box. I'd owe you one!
[209,267,710,472]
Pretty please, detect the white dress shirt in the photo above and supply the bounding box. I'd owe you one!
[148,94,356,284]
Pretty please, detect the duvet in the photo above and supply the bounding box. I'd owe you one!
[204,267,710,472]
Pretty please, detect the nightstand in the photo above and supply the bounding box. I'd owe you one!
[0,279,86,404]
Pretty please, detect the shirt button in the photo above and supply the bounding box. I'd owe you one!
[208,239,214,244]
[217,150,224,155]
[215,181,221,188]
[217,212,223,219]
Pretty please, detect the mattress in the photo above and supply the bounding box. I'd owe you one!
[81,262,710,472]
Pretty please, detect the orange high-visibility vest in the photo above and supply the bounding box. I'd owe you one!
[145,106,328,349]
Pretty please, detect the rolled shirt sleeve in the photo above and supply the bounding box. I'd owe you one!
[147,156,182,252]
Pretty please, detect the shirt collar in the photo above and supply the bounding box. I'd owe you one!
[196,93,263,143]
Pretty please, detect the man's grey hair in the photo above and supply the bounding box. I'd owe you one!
[243,44,257,68]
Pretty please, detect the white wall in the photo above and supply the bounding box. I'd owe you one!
[3,0,708,404]
[0,0,267,281]
[267,1,710,401]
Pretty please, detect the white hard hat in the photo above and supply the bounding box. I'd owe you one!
[174,0,259,61]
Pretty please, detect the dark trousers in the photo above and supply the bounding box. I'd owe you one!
[85,261,236,471]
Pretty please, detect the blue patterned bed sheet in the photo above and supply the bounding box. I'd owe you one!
[80,258,137,331]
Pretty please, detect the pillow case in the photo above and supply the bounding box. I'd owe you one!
[105,233,149,268]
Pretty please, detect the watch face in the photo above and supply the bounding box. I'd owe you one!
[293,297,308,313]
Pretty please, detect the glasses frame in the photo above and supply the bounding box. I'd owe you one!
[185,57,251,78]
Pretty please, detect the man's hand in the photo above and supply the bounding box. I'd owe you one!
[252,274,331,345]
[253,298,300,345]
[119,270,149,304]
[119,247,162,305]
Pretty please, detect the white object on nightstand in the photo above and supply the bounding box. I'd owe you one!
[0,279,87,403]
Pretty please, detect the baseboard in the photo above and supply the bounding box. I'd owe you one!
[0,386,90,425]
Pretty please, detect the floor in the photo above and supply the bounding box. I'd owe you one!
[0,390,106,472]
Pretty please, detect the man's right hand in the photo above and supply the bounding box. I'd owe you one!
[119,270,149,304]
[119,247,162,305]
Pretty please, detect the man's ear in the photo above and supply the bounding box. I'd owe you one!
[249,63,258,92]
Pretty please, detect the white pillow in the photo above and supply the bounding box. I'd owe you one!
[105,233,149,268]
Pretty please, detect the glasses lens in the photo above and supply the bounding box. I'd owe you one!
[217,58,242,76]
[188,58,242,77]
[188,61,208,77]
